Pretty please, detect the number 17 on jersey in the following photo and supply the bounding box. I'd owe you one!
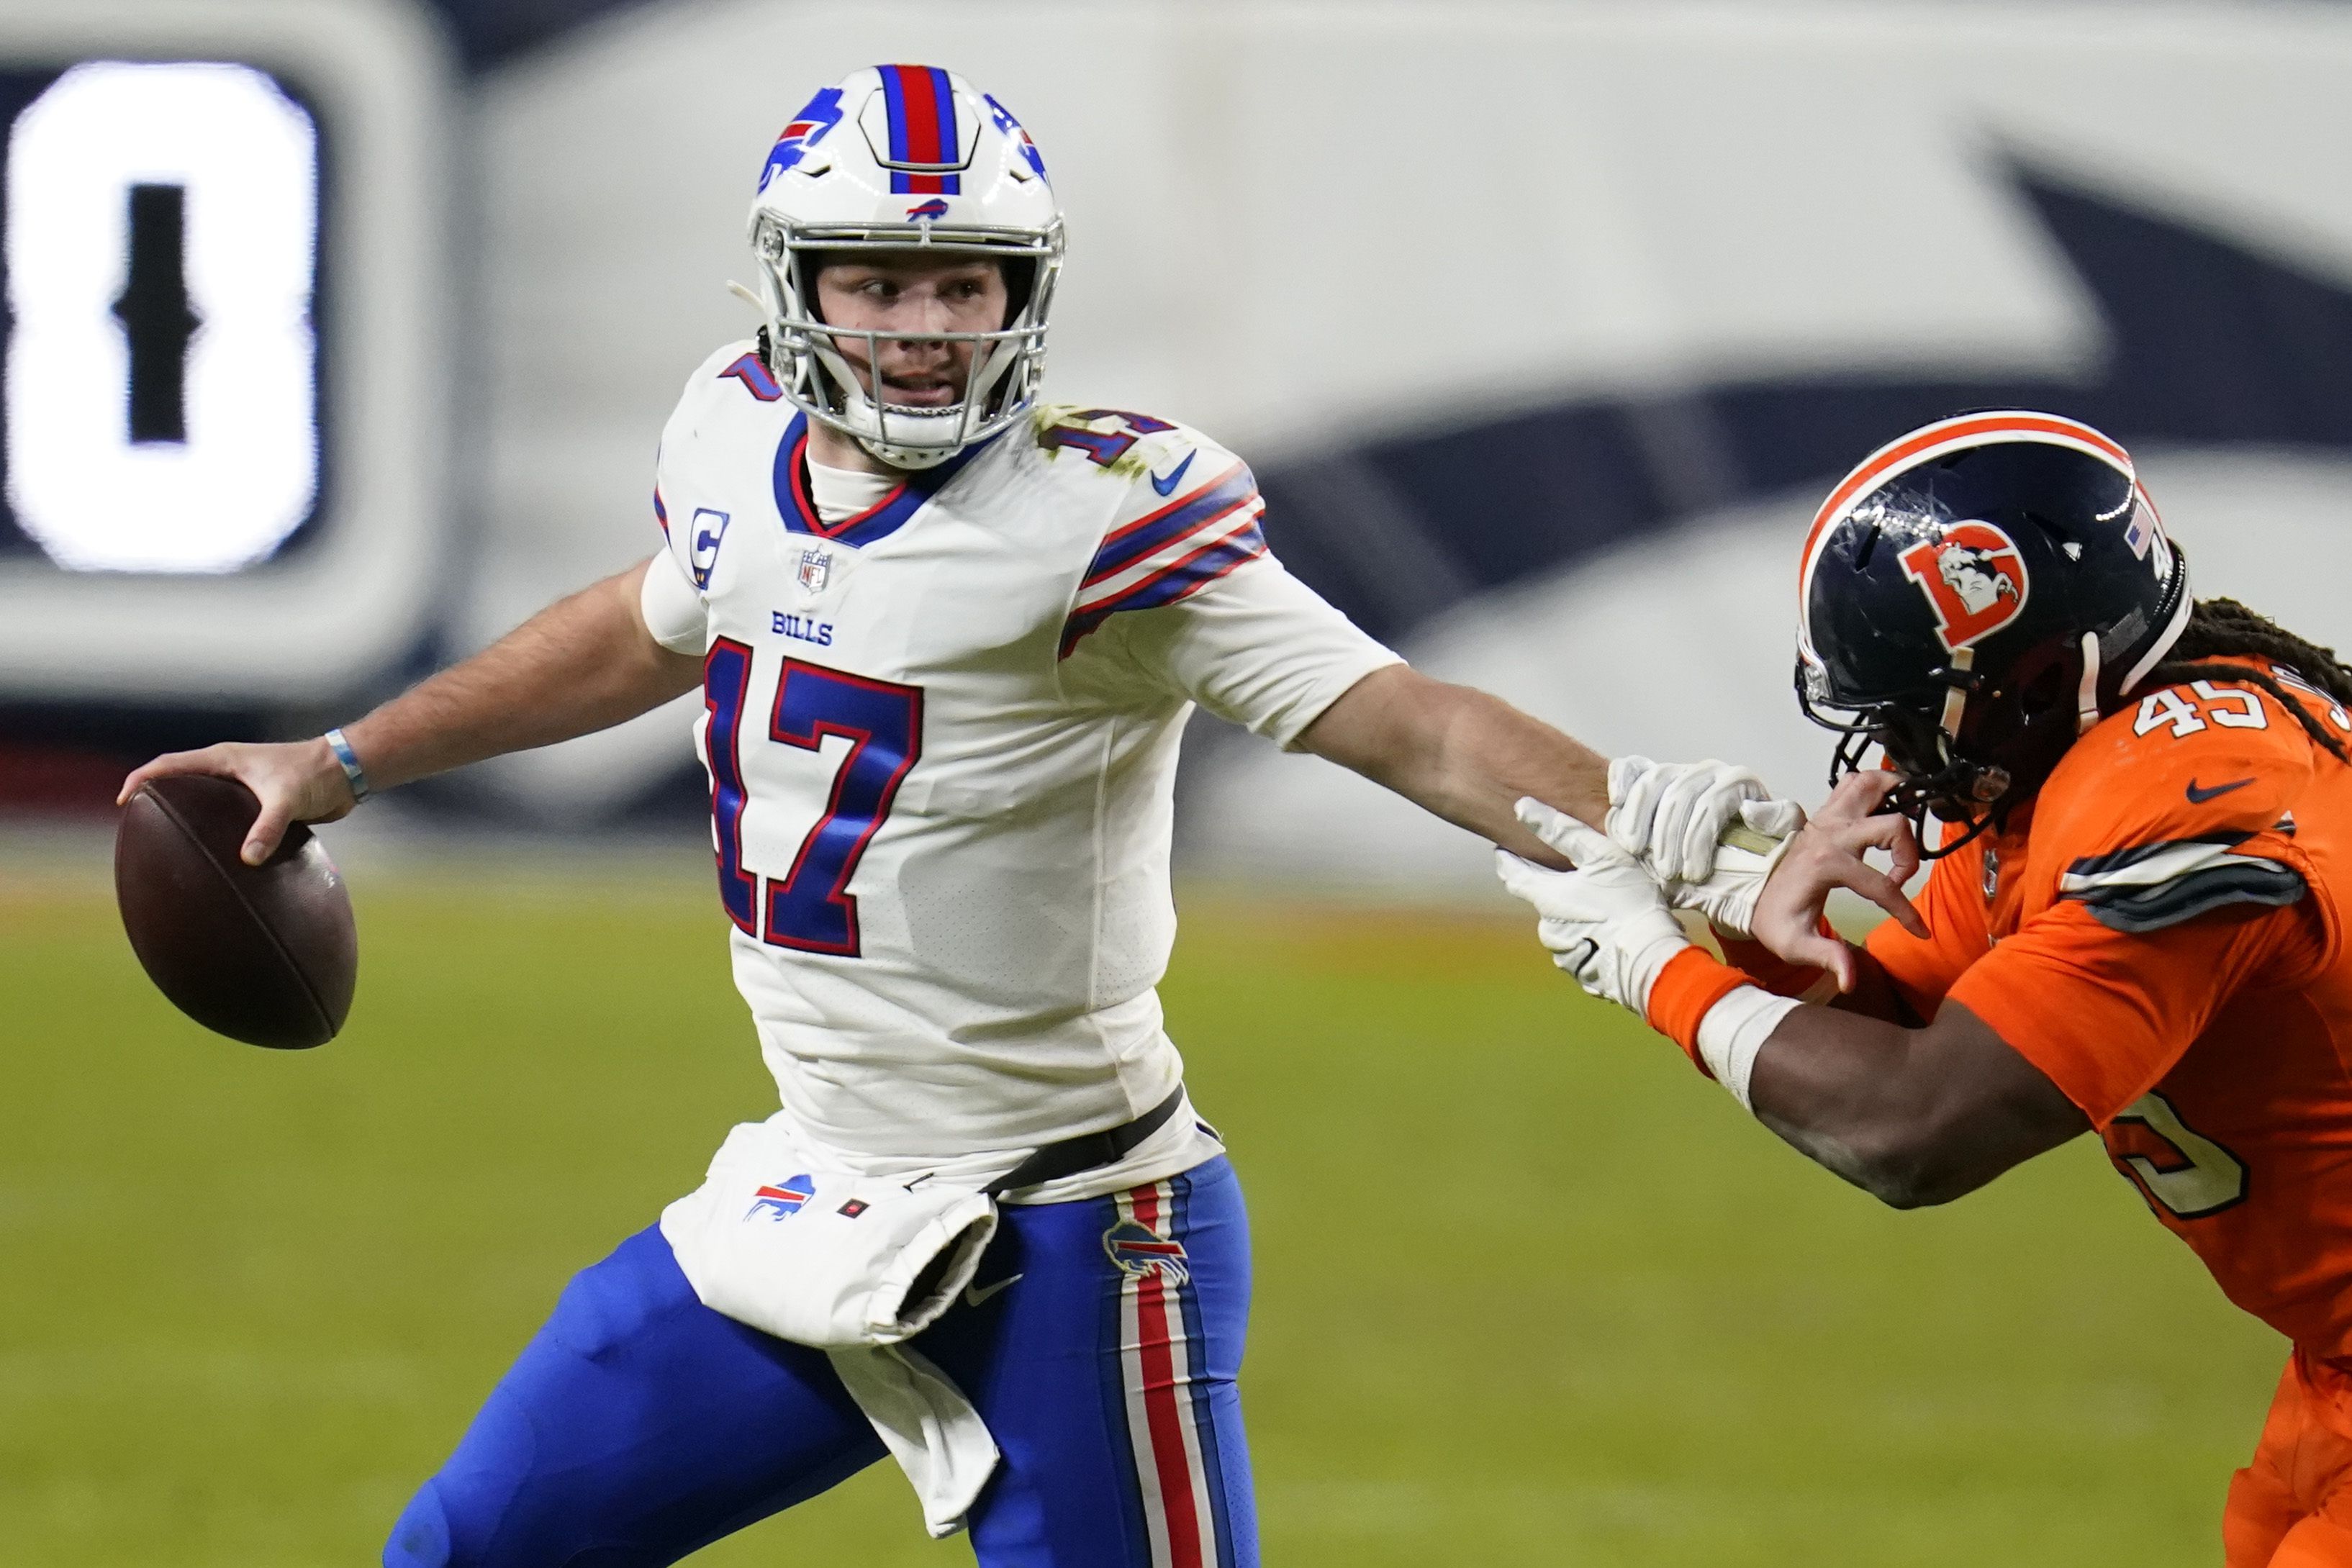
[703,643,922,958]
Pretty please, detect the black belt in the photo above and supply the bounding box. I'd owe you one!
[986,1087,1188,1196]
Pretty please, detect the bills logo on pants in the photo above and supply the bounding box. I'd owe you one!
[1110,1182,1228,1568]
[1106,1218,1190,1284]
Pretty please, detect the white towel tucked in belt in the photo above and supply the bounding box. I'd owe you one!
[826,1342,998,1537]
[660,1112,1001,1536]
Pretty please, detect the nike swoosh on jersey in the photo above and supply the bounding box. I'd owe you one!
[2186,776,2255,803]
[963,1273,1023,1308]
[1148,452,1195,497]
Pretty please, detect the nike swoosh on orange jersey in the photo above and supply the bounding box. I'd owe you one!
[2186,777,2255,804]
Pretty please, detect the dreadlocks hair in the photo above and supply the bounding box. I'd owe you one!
[2140,597,2352,764]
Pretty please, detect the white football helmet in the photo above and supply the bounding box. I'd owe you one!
[746,65,1064,470]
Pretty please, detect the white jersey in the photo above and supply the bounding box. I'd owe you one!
[641,341,1400,1193]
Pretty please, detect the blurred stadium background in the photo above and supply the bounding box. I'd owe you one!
[3,0,2343,1560]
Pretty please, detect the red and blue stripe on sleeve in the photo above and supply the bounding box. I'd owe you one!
[1061,461,1267,656]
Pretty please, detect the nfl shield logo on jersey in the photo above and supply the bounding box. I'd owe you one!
[746,1173,815,1221]
[690,509,732,590]
[1104,1219,1189,1284]
[796,548,832,595]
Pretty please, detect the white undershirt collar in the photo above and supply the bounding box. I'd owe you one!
[806,460,899,527]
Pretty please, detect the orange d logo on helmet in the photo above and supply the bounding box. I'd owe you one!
[1898,521,2030,653]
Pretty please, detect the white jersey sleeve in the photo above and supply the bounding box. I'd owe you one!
[639,345,766,656]
[1057,419,1403,746]
[1098,558,1403,746]
[640,548,705,655]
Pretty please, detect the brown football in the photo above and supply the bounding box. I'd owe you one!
[114,775,358,1049]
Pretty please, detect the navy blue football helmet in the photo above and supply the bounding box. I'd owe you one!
[1796,411,2192,854]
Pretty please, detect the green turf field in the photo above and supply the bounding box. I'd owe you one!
[0,854,2283,1564]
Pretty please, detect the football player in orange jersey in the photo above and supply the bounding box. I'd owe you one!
[1498,410,2352,1567]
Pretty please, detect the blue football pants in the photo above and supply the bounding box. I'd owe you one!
[384,1156,1255,1568]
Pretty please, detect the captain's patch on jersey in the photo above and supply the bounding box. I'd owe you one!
[690,508,732,589]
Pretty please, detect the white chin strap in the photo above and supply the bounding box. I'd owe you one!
[858,436,956,471]
[2120,582,2197,697]
[807,342,977,471]
[2077,631,2104,735]
[806,331,1026,471]
[1938,646,1974,741]
[843,399,967,471]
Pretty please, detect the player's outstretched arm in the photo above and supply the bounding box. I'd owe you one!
[1294,666,1922,952]
[1294,665,1611,870]
[119,558,702,865]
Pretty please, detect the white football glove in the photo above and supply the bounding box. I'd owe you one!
[1604,755,1804,941]
[1503,795,1803,1107]
[1496,798,1689,1015]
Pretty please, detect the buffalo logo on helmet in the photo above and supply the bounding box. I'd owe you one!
[759,87,846,192]
[1897,522,2030,653]
[903,197,950,222]
[983,93,1047,180]
[1103,1219,1189,1284]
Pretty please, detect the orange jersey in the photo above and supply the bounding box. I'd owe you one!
[1865,669,2352,1357]
[2227,1351,2352,1566]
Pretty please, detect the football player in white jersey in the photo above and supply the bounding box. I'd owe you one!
[123,65,1903,1568]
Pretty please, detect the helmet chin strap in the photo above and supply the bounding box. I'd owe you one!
[808,331,972,471]
[2076,630,2103,735]
[842,381,970,471]
[854,431,959,471]
[1939,646,1973,741]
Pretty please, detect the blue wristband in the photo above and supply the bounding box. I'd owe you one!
[323,727,370,804]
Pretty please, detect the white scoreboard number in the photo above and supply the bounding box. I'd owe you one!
[6,61,321,574]
[0,0,451,704]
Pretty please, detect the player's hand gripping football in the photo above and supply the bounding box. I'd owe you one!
[1537,763,1924,992]
[1603,756,1804,937]
[117,738,359,867]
